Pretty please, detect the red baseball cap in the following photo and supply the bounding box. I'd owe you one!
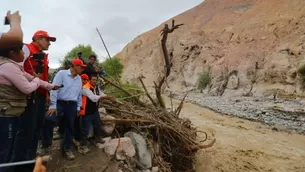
[72,58,87,68]
[81,74,89,80]
[32,30,56,42]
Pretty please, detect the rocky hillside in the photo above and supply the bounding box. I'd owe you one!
[116,0,305,96]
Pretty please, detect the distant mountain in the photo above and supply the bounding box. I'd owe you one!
[116,0,305,96]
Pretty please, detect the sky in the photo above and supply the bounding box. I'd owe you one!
[1,0,202,68]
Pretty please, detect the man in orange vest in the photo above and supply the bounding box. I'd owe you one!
[74,74,89,143]
[79,73,114,153]
[16,30,56,160]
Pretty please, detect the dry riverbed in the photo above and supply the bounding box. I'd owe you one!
[170,92,305,134]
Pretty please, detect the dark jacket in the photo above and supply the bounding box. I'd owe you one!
[83,63,96,76]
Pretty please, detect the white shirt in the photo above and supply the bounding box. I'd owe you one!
[22,44,30,59]
[82,85,106,103]
[20,44,31,66]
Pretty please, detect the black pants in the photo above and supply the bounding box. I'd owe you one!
[80,111,101,146]
[0,116,19,172]
[10,95,46,172]
[57,101,77,151]
[74,116,82,142]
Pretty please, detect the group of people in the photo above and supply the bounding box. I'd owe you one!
[0,10,113,172]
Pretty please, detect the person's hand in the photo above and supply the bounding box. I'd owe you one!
[6,10,21,25]
[46,108,56,116]
[107,96,116,101]
[101,96,115,101]
[33,73,42,78]
[77,110,80,116]
[52,85,61,90]
[33,157,46,172]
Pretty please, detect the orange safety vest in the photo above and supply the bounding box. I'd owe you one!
[80,82,94,116]
[23,42,49,96]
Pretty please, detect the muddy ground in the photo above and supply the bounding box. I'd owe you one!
[46,141,118,172]
[46,96,305,172]
[165,97,305,172]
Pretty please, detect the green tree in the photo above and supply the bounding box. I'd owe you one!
[61,44,97,66]
[100,57,143,102]
[100,57,123,79]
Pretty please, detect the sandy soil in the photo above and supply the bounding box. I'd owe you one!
[165,97,305,172]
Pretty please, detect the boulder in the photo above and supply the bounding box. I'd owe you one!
[124,132,152,169]
[104,137,136,158]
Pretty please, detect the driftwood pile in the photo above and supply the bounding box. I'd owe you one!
[100,20,215,172]
[102,100,215,172]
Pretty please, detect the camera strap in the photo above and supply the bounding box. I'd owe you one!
[28,56,43,78]
[26,57,38,104]
[28,56,36,74]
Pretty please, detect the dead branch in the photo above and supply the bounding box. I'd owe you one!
[138,75,157,107]
[154,81,166,108]
[101,75,146,107]
[174,93,188,116]
[186,138,216,152]
[104,107,144,118]
[155,19,183,109]
[169,92,174,112]
[101,118,153,123]
[138,125,158,129]
[113,128,121,156]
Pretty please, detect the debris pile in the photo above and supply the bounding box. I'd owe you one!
[96,19,215,172]
[99,100,216,172]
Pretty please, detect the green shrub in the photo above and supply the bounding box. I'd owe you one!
[104,82,143,103]
[62,44,97,65]
[297,64,305,83]
[197,70,211,92]
[100,57,123,79]
[297,64,305,75]
[100,56,143,102]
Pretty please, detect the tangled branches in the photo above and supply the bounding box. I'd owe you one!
[102,100,216,172]
[99,19,215,172]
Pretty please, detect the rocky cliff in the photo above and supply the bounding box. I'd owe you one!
[116,0,305,96]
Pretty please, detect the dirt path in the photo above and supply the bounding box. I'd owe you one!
[166,97,305,172]
[46,141,118,172]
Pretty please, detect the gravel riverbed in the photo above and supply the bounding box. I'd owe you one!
[170,92,305,135]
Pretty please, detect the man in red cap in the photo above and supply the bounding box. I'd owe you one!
[15,30,57,161]
[45,58,85,160]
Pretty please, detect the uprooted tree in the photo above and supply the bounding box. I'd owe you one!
[100,20,216,172]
